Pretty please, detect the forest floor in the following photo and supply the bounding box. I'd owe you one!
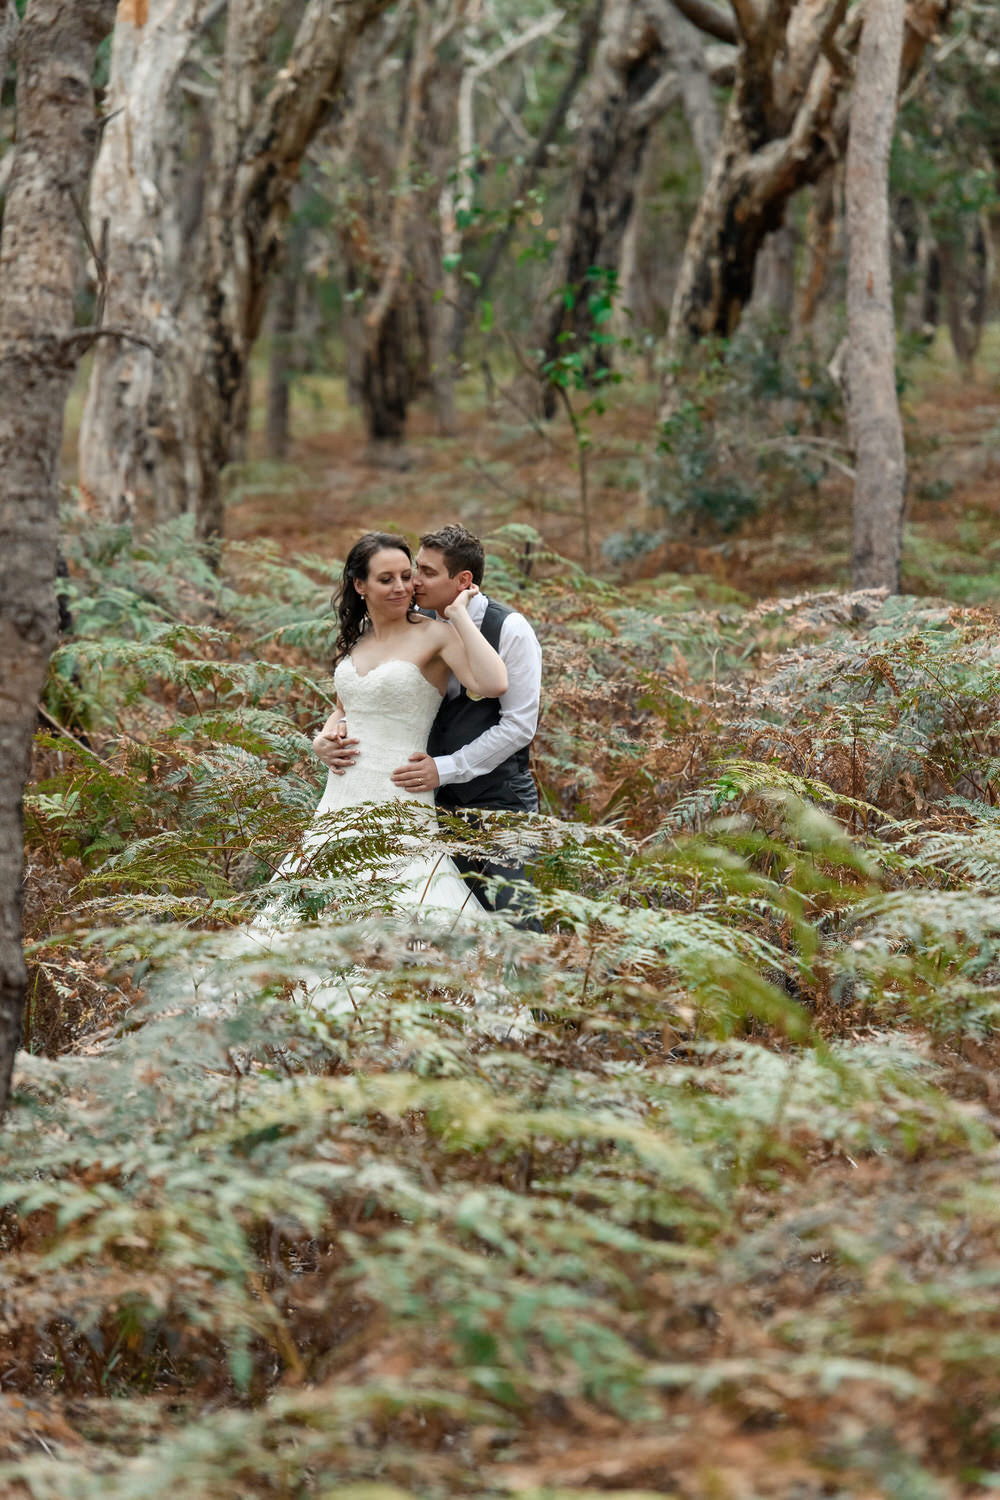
[232,356,1000,603]
[63,329,1000,606]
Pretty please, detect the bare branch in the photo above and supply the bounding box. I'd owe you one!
[449,0,601,355]
[628,69,681,134]
[666,0,738,45]
[456,8,566,215]
[62,324,162,354]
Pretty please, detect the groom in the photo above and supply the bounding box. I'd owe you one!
[316,522,542,917]
[394,524,542,918]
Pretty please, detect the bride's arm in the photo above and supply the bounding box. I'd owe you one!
[435,589,508,697]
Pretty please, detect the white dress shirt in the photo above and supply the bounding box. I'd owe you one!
[433,592,542,787]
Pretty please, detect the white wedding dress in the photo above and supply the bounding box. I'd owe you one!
[293,654,484,922]
[186,655,521,1038]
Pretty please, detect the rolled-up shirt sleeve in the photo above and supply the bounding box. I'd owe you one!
[434,612,542,786]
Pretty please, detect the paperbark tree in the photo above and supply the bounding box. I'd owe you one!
[532,0,680,411]
[846,0,906,592]
[428,4,567,432]
[661,0,955,379]
[0,0,116,1117]
[77,0,208,525]
[798,167,839,333]
[79,0,392,542]
[335,0,571,450]
[350,0,439,461]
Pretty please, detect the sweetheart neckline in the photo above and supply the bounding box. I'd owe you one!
[341,655,443,697]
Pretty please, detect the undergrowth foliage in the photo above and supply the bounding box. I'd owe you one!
[4,514,1000,1495]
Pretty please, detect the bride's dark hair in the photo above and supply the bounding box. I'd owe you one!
[332,531,415,668]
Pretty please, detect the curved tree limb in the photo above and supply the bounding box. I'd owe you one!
[666,0,737,45]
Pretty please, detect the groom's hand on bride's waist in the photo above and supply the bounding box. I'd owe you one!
[391,752,440,793]
[313,724,360,774]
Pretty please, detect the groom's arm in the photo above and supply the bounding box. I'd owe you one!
[435,615,542,786]
[390,614,541,794]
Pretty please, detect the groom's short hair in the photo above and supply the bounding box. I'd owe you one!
[420,524,485,586]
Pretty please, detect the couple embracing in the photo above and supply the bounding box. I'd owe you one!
[308,524,541,925]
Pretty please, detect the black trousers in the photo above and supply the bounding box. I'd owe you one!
[438,781,542,932]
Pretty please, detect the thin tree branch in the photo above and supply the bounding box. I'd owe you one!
[61,324,162,354]
[449,0,602,355]
[627,68,680,134]
[456,7,565,215]
[69,187,107,328]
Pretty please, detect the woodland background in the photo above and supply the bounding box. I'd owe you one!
[3,1,1000,1496]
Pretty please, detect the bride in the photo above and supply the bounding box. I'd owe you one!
[300,531,508,920]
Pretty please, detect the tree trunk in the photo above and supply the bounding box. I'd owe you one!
[897,199,941,344]
[350,2,435,463]
[798,168,838,334]
[362,301,411,460]
[0,0,115,1118]
[662,0,955,385]
[533,0,679,414]
[750,222,797,326]
[940,216,991,372]
[665,8,850,356]
[658,0,719,181]
[78,0,203,527]
[846,0,907,593]
[80,0,392,546]
[266,248,298,461]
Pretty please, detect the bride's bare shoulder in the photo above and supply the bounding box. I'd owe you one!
[410,613,448,637]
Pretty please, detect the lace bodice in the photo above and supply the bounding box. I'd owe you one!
[317,657,443,813]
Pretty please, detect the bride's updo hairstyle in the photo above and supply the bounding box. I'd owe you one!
[332,531,415,668]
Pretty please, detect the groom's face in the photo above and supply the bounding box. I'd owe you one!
[413,547,471,615]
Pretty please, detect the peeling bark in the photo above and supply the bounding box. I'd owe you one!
[662,0,955,388]
[0,0,116,1117]
[80,0,392,544]
[78,0,207,526]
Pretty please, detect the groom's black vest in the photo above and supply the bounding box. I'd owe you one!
[429,598,536,813]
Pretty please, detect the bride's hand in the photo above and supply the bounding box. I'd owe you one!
[443,584,479,620]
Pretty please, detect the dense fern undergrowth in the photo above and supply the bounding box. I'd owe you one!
[4,512,1000,1497]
